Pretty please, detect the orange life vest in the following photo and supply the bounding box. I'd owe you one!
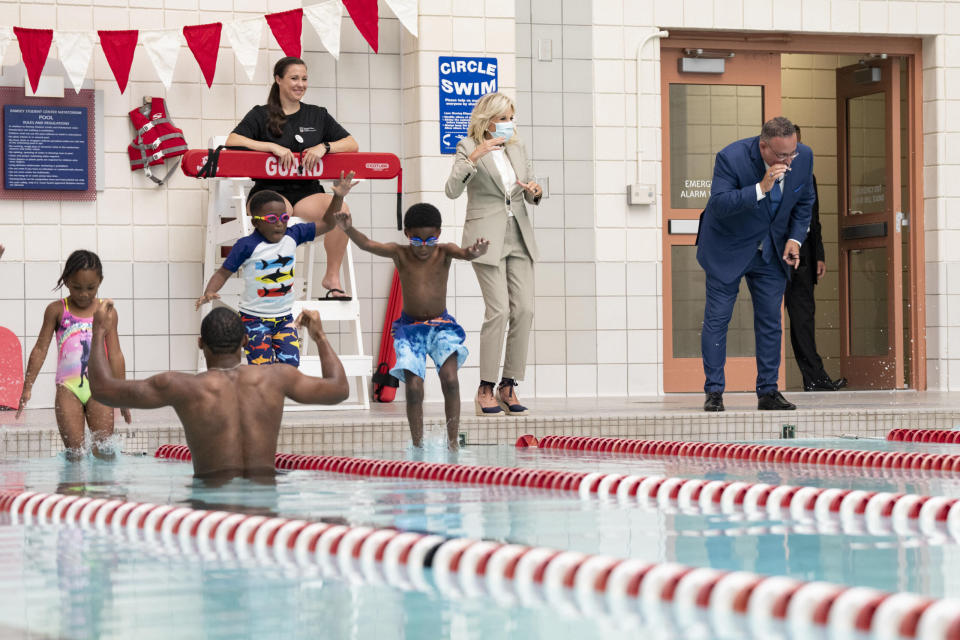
[128,98,188,186]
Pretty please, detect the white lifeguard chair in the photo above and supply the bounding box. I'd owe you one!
[198,137,372,410]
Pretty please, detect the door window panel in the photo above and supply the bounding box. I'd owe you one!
[849,247,888,356]
[671,246,755,358]
[669,85,763,210]
[846,93,887,215]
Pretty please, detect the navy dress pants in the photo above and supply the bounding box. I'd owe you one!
[701,250,786,396]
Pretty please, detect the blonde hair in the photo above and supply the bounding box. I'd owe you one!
[467,92,518,145]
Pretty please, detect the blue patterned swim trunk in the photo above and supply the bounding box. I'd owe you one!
[390,310,468,382]
[239,312,300,367]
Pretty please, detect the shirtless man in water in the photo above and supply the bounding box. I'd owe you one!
[88,302,348,477]
[336,203,488,449]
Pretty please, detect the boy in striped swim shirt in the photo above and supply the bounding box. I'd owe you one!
[196,171,358,366]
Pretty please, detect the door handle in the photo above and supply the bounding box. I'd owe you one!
[896,211,908,232]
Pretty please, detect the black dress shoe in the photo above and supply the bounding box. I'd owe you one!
[704,392,724,412]
[758,391,796,410]
[804,377,848,391]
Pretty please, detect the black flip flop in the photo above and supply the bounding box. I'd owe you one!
[320,288,352,301]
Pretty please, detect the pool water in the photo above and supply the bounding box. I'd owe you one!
[1,436,959,639]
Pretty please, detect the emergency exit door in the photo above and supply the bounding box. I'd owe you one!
[660,47,783,392]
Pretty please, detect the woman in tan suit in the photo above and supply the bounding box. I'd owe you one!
[445,93,542,416]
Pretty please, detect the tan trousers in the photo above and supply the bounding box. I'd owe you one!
[472,217,534,383]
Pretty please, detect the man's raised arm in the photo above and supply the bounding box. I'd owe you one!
[703,152,764,219]
[283,310,350,405]
[89,300,183,409]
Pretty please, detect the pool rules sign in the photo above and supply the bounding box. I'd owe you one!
[438,56,498,154]
[4,105,88,190]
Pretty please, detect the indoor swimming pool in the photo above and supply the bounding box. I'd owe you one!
[1,435,959,639]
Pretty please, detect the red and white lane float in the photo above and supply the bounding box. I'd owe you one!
[153,445,960,540]
[3,489,960,639]
[888,428,960,444]
[528,434,960,473]
[154,444,960,541]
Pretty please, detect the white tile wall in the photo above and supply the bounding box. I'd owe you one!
[1,0,953,408]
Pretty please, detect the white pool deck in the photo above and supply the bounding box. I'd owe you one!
[2,390,959,458]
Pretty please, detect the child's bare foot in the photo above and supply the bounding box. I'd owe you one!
[474,384,502,416]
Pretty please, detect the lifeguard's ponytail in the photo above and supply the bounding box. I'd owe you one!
[267,56,306,138]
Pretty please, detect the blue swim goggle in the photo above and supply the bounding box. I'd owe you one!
[409,236,438,247]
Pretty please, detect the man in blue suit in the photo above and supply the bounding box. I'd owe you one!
[697,117,814,412]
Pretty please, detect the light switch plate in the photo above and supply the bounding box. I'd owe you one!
[538,39,553,62]
[628,183,655,205]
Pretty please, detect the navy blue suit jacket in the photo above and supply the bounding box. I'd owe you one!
[696,136,815,284]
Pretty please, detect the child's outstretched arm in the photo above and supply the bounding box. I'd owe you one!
[17,301,61,418]
[196,267,231,310]
[315,170,360,235]
[334,210,401,260]
[90,300,188,410]
[444,237,490,261]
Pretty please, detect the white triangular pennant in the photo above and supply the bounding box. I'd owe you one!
[0,26,13,65]
[141,29,181,90]
[304,1,342,59]
[224,18,263,82]
[53,31,94,93]
[383,0,418,37]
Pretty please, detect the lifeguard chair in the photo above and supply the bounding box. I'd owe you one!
[187,137,403,411]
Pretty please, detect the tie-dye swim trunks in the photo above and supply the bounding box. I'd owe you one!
[390,310,469,382]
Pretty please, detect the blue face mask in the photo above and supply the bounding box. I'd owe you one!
[494,121,515,142]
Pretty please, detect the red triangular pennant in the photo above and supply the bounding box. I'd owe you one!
[98,30,138,94]
[265,8,303,58]
[183,22,222,88]
[342,0,379,53]
[13,27,53,94]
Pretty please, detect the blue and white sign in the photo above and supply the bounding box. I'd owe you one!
[4,105,88,190]
[438,56,498,154]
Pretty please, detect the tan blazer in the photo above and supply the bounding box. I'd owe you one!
[445,136,541,267]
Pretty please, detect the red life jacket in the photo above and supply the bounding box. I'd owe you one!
[128,98,188,186]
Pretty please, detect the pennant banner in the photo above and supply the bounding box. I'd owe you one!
[303,1,342,60]
[0,26,13,67]
[141,29,181,90]
[342,0,378,53]
[265,8,303,58]
[99,30,138,94]
[14,27,53,94]
[183,22,222,88]
[53,31,94,93]
[224,18,262,82]
[4,1,415,92]
[383,0,417,37]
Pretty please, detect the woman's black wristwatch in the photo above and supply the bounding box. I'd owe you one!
[323,141,331,154]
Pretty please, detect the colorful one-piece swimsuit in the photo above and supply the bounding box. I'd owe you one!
[55,299,95,405]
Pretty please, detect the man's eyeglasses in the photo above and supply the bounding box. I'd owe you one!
[773,150,799,161]
[409,236,438,247]
[252,213,291,224]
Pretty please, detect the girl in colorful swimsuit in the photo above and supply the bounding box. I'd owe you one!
[17,250,131,460]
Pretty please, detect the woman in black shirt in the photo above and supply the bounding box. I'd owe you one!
[227,56,359,299]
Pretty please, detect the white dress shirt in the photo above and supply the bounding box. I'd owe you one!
[489,147,516,217]
[756,161,801,248]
